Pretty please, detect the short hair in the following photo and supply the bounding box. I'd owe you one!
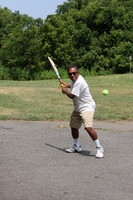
[67,64,79,72]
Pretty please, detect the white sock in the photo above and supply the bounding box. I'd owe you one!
[94,139,101,148]
[74,138,80,147]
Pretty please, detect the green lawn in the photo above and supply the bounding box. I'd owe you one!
[0,73,132,121]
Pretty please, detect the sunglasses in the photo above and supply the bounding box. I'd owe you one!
[68,72,78,76]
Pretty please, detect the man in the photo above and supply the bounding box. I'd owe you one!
[60,64,104,158]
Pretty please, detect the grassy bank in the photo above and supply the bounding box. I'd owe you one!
[0,74,132,121]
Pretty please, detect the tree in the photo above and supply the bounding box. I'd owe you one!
[0,0,133,80]
[1,11,43,79]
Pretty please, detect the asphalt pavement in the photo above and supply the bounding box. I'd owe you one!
[0,120,133,200]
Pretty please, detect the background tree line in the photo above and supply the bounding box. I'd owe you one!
[0,0,133,80]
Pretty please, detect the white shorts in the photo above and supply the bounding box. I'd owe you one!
[70,110,94,129]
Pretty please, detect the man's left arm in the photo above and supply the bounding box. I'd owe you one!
[62,87,75,99]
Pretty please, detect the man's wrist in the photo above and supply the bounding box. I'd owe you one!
[64,88,67,94]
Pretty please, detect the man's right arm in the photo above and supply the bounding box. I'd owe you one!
[65,83,71,88]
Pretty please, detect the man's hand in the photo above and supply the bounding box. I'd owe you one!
[62,86,67,94]
[59,80,65,87]
[61,87,75,99]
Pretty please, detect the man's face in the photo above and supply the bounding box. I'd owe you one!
[68,67,79,82]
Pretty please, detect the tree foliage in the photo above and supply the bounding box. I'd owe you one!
[0,0,133,80]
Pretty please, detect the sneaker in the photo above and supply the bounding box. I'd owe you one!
[96,147,104,158]
[66,144,82,153]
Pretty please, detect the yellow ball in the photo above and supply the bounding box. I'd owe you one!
[103,89,109,96]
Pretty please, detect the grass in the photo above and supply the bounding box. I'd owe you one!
[0,73,132,121]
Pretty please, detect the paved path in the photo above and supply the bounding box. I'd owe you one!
[0,120,133,200]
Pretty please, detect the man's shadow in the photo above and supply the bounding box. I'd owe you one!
[44,143,95,157]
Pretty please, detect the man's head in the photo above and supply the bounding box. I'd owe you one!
[67,64,79,82]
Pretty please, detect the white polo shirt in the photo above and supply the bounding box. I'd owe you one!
[71,75,96,113]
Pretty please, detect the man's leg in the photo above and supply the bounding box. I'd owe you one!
[71,127,79,138]
[66,127,82,153]
[81,111,104,158]
[66,111,82,153]
[71,127,80,148]
[85,127,104,158]
[85,127,98,140]
[85,127,100,147]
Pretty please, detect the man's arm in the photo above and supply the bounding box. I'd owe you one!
[62,87,75,99]
[65,83,71,88]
